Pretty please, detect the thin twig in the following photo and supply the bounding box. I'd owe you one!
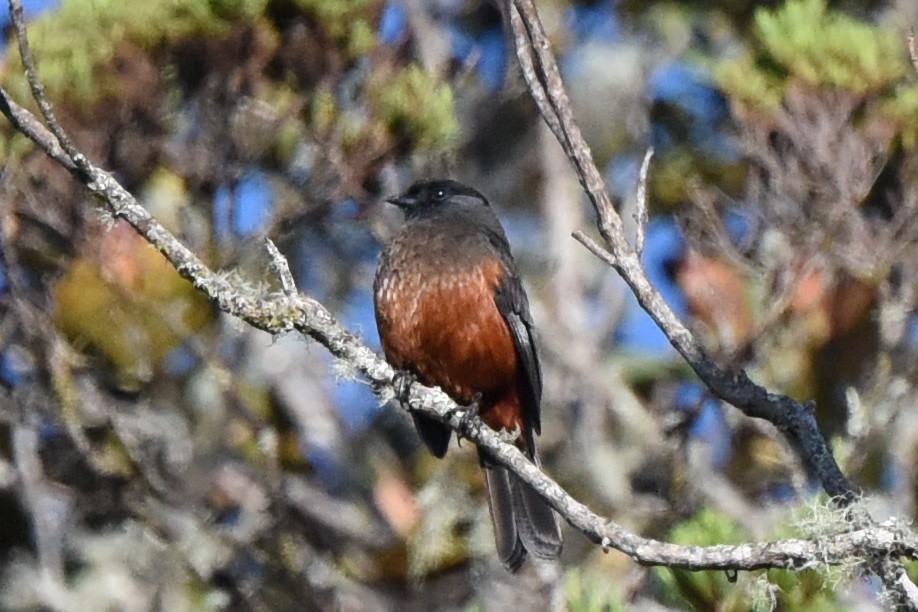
[506,4,570,160]
[265,239,297,297]
[572,230,617,267]
[0,87,75,171]
[634,147,653,254]
[8,0,88,176]
[909,28,918,75]
[510,0,622,242]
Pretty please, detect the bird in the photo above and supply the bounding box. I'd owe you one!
[373,178,562,570]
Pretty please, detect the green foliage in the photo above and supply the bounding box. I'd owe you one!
[656,508,747,610]
[881,84,918,145]
[0,0,459,175]
[760,568,838,612]
[755,0,903,93]
[718,0,909,109]
[668,506,749,547]
[2,0,269,107]
[310,89,337,137]
[305,63,458,157]
[906,560,918,588]
[716,57,783,111]
[294,0,376,58]
[371,64,459,150]
[655,506,843,611]
[566,566,626,612]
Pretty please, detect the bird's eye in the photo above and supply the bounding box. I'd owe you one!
[433,189,446,201]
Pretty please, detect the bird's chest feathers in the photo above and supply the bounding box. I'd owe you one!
[375,251,503,345]
[374,243,518,400]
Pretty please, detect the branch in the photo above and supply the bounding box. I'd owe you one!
[2,0,917,599]
[0,87,75,171]
[266,238,297,297]
[506,0,917,606]
[508,0,852,501]
[634,147,653,255]
[909,28,918,75]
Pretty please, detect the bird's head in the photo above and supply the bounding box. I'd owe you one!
[386,179,489,219]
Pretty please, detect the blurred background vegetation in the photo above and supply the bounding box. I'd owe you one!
[2,0,918,609]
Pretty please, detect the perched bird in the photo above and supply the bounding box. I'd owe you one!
[373,179,562,570]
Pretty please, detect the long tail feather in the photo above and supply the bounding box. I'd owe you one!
[480,444,562,570]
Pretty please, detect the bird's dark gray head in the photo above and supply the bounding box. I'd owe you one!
[386,179,489,220]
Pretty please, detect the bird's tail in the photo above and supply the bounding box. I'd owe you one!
[480,445,562,571]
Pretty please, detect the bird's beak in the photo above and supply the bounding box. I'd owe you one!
[386,194,415,208]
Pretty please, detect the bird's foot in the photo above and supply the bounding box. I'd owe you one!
[496,424,522,445]
[392,370,417,403]
[451,392,482,445]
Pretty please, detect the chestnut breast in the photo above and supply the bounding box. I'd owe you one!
[374,222,521,408]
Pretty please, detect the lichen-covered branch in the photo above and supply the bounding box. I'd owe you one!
[505,0,917,607]
[506,0,852,503]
